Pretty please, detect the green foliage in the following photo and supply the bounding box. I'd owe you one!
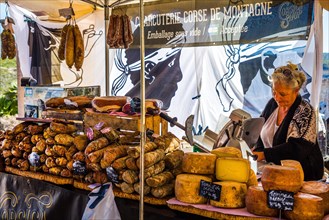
[0,58,17,95]
[0,84,18,116]
[0,58,16,68]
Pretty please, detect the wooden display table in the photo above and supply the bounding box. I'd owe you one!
[167,198,277,220]
[4,166,170,206]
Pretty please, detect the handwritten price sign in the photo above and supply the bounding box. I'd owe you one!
[267,190,294,211]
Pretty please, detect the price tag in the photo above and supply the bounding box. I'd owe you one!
[59,8,75,18]
[199,180,221,201]
[267,190,294,211]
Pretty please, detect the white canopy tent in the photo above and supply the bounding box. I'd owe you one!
[1,1,329,219]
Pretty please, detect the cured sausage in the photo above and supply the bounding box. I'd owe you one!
[65,25,75,68]
[123,15,133,48]
[58,24,69,61]
[73,24,84,71]
[107,15,116,47]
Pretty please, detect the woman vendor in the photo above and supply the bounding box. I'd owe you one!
[252,62,324,181]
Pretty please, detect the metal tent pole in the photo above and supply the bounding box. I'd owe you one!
[139,0,146,219]
[104,0,110,95]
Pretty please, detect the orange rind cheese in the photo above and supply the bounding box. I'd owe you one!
[210,181,247,208]
[261,164,302,193]
[211,146,242,158]
[283,192,324,220]
[175,174,212,204]
[182,152,217,175]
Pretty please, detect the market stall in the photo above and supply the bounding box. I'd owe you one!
[1,0,329,219]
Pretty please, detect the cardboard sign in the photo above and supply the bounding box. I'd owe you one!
[267,190,294,211]
[59,7,75,18]
[199,180,221,201]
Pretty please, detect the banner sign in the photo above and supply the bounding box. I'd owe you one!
[0,172,88,220]
[114,0,314,48]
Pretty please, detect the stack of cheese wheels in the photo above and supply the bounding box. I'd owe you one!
[246,163,303,218]
[175,152,216,204]
[299,181,329,215]
[246,160,325,219]
[209,147,252,208]
[211,147,258,188]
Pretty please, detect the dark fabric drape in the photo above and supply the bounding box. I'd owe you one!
[28,21,52,85]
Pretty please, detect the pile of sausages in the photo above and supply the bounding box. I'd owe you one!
[107,14,133,49]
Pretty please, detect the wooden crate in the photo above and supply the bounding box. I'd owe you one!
[83,112,168,136]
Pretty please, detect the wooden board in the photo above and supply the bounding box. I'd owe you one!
[167,203,272,220]
[5,166,73,185]
[84,112,167,135]
[73,180,170,205]
[42,109,84,121]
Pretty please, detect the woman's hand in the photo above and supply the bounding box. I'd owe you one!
[252,151,265,161]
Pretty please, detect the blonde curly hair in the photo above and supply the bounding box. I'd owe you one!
[270,61,306,90]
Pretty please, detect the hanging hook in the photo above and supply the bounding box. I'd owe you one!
[69,0,73,8]
[5,1,9,17]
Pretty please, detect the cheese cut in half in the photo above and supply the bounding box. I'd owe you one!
[300,181,329,214]
[215,158,250,183]
[211,146,242,158]
[283,192,324,220]
[210,181,247,208]
[261,164,302,193]
[175,174,212,204]
[245,186,279,217]
[182,152,217,175]
[281,159,304,184]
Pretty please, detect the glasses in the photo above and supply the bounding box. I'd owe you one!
[282,69,293,78]
[275,67,293,79]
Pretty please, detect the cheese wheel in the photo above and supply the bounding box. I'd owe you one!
[245,186,279,217]
[261,165,302,193]
[209,181,247,208]
[281,159,304,184]
[182,152,217,175]
[247,169,258,187]
[211,146,242,158]
[215,158,250,183]
[283,192,324,220]
[300,181,329,214]
[175,174,212,204]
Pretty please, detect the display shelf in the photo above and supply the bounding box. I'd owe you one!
[5,166,73,185]
[73,180,170,205]
[84,111,168,135]
[4,166,170,206]
[16,117,53,123]
[167,198,274,220]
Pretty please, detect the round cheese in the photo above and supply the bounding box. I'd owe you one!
[283,192,324,220]
[261,164,302,193]
[182,152,217,175]
[211,146,242,158]
[245,186,279,217]
[281,159,304,184]
[300,181,329,214]
[175,174,212,204]
[210,181,247,208]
